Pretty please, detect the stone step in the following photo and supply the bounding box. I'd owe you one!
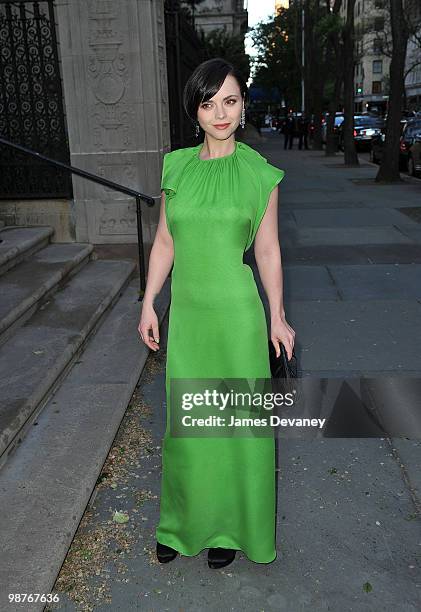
[0,258,136,467]
[0,225,54,276]
[0,277,170,603]
[0,242,93,346]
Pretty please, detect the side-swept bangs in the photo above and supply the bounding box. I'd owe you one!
[183,58,249,124]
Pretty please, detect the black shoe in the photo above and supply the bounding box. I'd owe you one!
[208,547,236,569]
[156,541,178,563]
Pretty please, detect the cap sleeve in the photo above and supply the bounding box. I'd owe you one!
[160,148,192,236]
[160,152,175,195]
[160,148,191,195]
[245,161,285,251]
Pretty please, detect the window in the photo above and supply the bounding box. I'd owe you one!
[373,39,382,54]
[372,81,382,94]
[354,116,384,127]
[373,60,383,74]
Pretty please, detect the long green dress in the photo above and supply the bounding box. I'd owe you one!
[155,139,285,563]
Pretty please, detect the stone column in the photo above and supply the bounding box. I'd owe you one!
[55,0,169,245]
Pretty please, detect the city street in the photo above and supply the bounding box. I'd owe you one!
[47,132,421,612]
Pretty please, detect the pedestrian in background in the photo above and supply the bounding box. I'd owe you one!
[255,113,262,135]
[282,112,295,150]
[297,113,309,150]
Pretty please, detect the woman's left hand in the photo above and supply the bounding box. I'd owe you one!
[270,315,296,361]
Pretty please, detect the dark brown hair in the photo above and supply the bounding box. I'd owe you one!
[183,58,249,125]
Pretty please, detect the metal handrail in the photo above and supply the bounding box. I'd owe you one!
[0,136,158,298]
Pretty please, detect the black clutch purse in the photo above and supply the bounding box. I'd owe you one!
[268,340,298,379]
[268,340,299,402]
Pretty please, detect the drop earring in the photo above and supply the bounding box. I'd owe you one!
[240,99,245,129]
[195,121,200,137]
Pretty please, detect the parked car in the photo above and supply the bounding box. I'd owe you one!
[337,114,385,151]
[408,134,421,178]
[402,109,420,121]
[370,120,421,173]
[399,118,421,170]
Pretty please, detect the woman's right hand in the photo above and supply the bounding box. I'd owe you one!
[138,302,160,352]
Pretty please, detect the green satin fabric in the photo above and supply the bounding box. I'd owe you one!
[155,140,285,563]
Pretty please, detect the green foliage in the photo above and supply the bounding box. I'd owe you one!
[249,7,301,108]
[315,13,344,44]
[200,28,250,82]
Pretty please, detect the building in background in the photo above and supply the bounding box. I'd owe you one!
[405,2,421,111]
[340,0,391,115]
[340,0,421,115]
[193,0,248,36]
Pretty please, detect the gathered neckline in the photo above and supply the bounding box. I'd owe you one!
[196,140,239,162]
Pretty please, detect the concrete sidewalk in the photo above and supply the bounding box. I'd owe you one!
[47,134,421,612]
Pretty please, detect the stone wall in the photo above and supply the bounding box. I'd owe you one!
[55,0,169,245]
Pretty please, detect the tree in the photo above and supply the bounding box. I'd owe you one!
[369,0,421,107]
[376,0,410,182]
[303,0,333,150]
[290,0,344,150]
[342,0,358,165]
[250,7,301,112]
[305,0,345,150]
[324,0,344,156]
[199,28,250,81]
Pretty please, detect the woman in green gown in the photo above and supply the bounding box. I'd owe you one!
[139,58,295,568]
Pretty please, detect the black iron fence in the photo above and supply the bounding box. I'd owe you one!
[0,0,71,198]
[0,136,156,298]
[164,0,204,150]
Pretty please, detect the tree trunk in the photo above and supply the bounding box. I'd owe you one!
[376,0,409,182]
[342,0,358,165]
[304,0,312,115]
[312,68,325,150]
[312,109,324,150]
[325,0,343,156]
[304,0,326,149]
[313,48,326,150]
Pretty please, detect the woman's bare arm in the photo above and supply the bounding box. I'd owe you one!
[143,191,174,307]
[254,186,295,359]
[138,191,174,351]
[254,186,285,320]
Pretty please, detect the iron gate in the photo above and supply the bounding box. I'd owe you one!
[0,0,72,198]
[164,0,204,150]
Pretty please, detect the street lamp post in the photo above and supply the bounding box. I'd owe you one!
[301,1,305,113]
